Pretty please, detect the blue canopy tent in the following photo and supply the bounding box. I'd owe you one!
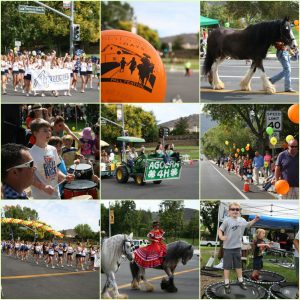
[248,215,299,230]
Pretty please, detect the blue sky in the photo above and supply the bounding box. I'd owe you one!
[1,201,100,232]
[129,1,200,37]
[133,104,201,124]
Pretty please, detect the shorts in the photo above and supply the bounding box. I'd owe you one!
[24,74,31,80]
[86,71,93,75]
[19,69,25,74]
[96,72,100,77]
[223,248,242,269]
[5,70,8,74]
[48,253,54,257]
[67,253,73,256]
[76,254,81,258]
[58,253,63,257]
[70,73,73,77]
[80,71,86,76]
[1,71,5,75]
[253,256,263,270]
[90,257,95,262]
[12,71,19,75]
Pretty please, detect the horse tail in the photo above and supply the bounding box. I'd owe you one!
[202,29,221,76]
[202,50,215,76]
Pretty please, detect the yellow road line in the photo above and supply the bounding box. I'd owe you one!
[2,270,94,280]
[200,88,299,95]
[118,267,199,289]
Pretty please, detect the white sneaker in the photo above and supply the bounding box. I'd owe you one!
[41,93,45,97]
[61,265,64,268]
[26,93,29,97]
[64,91,67,96]
[14,88,17,92]
[81,90,85,93]
[46,264,48,267]
[52,266,55,269]
[68,92,72,96]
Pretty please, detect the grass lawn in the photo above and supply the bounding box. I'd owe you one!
[201,247,296,282]
[145,145,199,160]
[163,58,199,71]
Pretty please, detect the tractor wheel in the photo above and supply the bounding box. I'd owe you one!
[116,166,129,183]
[134,174,145,186]
[153,180,162,184]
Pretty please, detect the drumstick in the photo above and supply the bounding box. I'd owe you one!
[54,164,78,189]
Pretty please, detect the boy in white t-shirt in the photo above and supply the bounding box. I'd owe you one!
[29,118,74,199]
[218,202,260,294]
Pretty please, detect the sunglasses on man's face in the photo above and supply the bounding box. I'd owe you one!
[230,208,240,211]
[289,145,298,148]
[6,160,34,172]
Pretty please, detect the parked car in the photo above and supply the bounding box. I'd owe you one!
[200,240,220,247]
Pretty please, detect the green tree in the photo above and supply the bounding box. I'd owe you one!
[171,117,189,135]
[159,200,184,239]
[203,104,298,154]
[1,1,99,54]
[184,211,200,244]
[74,224,94,240]
[101,105,158,144]
[200,201,219,239]
[172,35,184,50]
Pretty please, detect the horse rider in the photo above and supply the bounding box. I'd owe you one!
[134,221,167,268]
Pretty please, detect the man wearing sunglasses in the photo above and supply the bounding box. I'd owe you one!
[1,143,36,199]
[274,139,299,199]
[218,202,260,294]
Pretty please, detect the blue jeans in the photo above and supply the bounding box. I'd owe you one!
[269,50,291,90]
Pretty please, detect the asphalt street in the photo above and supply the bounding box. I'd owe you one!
[166,71,199,102]
[200,159,276,200]
[1,255,99,299]
[2,78,99,103]
[101,253,199,299]
[200,59,299,103]
[101,161,199,199]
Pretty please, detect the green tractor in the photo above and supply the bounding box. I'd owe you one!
[115,136,182,186]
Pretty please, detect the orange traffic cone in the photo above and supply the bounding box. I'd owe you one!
[243,179,250,192]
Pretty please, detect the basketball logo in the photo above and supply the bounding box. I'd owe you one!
[101,30,166,102]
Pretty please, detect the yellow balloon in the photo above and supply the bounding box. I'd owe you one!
[294,20,299,26]
[270,137,277,145]
[247,143,250,147]
[225,140,229,146]
[286,135,294,143]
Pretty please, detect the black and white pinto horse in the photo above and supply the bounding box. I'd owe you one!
[101,233,134,299]
[203,17,297,94]
[130,241,194,293]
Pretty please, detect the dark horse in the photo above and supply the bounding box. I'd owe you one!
[203,17,297,94]
[130,241,194,293]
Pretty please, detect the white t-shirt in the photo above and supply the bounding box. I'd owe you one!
[30,144,61,199]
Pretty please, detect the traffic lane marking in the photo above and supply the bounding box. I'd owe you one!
[207,161,249,200]
[200,88,299,95]
[2,270,95,280]
[118,267,199,289]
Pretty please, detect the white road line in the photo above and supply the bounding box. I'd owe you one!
[218,75,299,80]
[207,161,249,200]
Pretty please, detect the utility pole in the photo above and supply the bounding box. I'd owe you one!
[32,1,74,56]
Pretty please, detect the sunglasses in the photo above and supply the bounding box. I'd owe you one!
[230,208,240,211]
[289,146,298,148]
[6,160,34,172]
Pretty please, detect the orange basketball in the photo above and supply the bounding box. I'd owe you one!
[101,30,166,103]
[275,180,290,195]
[288,104,299,124]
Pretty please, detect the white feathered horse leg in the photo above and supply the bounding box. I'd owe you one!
[240,63,256,91]
[110,271,128,299]
[139,268,154,292]
[211,58,225,90]
[261,72,276,94]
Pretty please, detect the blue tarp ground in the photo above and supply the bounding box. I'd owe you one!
[249,215,299,230]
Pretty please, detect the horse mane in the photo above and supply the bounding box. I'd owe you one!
[165,240,191,262]
[243,19,282,47]
[101,234,126,272]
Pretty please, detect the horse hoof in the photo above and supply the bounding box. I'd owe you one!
[167,286,178,293]
[240,82,251,91]
[101,293,112,299]
[266,87,276,94]
[131,279,140,290]
[116,294,128,299]
[213,81,224,90]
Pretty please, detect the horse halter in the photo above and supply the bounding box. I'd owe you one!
[280,22,295,46]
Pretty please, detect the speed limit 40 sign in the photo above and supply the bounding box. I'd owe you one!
[266,111,282,131]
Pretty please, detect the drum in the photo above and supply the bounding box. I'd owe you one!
[69,163,93,180]
[64,180,98,199]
